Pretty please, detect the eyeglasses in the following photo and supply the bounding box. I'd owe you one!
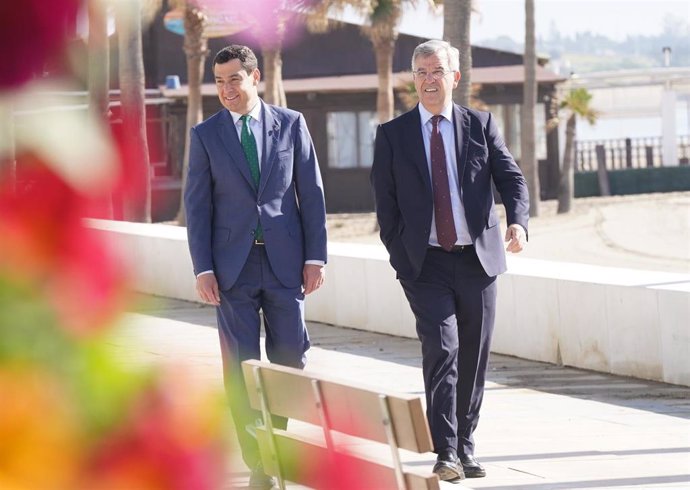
[412,69,454,81]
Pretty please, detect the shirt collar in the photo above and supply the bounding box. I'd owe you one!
[418,103,454,127]
[230,100,262,125]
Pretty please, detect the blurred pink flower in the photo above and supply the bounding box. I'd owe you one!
[0,0,81,89]
[83,370,228,490]
[201,0,310,47]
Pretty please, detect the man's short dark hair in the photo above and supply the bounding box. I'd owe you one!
[213,45,258,73]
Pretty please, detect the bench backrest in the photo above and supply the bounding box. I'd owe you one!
[242,359,439,490]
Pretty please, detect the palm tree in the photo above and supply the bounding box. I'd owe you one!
[250,0,303,107]
[555,88,598,214]
[261,37,287,107]
[88,0,110,122]
[443,0,472,106]
[364,0,404,123]
[313,0,434,124]
[0,103,15,192]
[174,2,208,225]
[520,0,539,217]
[115,0,152,222]
[88,0,112,217]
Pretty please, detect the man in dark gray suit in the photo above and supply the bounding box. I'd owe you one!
[371,39,529,482]
[185,45,327,489]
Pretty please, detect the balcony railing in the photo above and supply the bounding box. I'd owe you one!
[575,135,690,172]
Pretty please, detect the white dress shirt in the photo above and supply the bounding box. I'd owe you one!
[418,103,472,247]
[229,102,263,164]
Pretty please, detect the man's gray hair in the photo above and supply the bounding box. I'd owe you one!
[412,40,460,72]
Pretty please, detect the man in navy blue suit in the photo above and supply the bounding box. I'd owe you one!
[371,39,529,482]
[185,45,327,488]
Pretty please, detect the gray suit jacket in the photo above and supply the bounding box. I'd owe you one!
[185,101,327,290]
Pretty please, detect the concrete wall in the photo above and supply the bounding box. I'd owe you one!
[90,219,690,387]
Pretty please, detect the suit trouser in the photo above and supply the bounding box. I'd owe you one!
[216,245,309,469]
[400,246,497,456]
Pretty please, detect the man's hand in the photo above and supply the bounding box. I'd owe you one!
[303,264,325,295]
[196,273,221,306]
[505,224,527,253]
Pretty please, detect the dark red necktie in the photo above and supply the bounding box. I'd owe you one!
[430,115,457,251]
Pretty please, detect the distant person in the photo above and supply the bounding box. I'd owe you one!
[184,44,327,489]
[370,39,529,482]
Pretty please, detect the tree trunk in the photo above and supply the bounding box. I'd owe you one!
[521,0,540,217]
[596,146,611,196]
[116,0,151,223]
[443,0,472,106]
[262,45,287,107]
[176,5,208,225]
[557,114,576,214]
[371,34,395,124]
[88,0,110,120]
[0,101,15,192]
[88,0,112,218]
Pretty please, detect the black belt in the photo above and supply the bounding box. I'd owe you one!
[428,244,472,253]
[253,239,265,245]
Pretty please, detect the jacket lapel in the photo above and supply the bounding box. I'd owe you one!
[217,109,255,190]
[453,104,470,189]
[403,106,432,194]
[259,101,280,197]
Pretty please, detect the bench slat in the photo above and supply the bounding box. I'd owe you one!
[242,360,432,453]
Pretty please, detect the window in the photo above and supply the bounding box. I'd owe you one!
[327,111,378,168]
[487,103,547,161]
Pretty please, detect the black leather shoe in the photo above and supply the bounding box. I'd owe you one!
[248,467,276,489]
[432,451,465,483]
[459,453,486,478]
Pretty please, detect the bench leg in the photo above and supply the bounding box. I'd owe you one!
[379,394,407,490]
[252,366,286,490]
[311,379,336,451]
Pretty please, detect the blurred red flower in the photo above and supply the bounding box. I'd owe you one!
[83,370,227,490]
[0,0,81,89]
[0,155,129,335]
[301,447,385,490]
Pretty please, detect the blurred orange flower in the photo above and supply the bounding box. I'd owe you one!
[0,366,82,490]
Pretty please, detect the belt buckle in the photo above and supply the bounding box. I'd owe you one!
[253,239,265,245]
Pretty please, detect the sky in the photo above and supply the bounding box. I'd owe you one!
[394,0,690,43]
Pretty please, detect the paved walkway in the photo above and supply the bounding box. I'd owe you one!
[111,296,690,490]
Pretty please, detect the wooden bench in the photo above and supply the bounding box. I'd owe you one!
[242,359,439,490]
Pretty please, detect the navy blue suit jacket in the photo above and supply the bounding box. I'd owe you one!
[185,101,327,290]
[370,104,529,280]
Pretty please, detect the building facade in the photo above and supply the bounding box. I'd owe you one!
[143,15,563,216]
